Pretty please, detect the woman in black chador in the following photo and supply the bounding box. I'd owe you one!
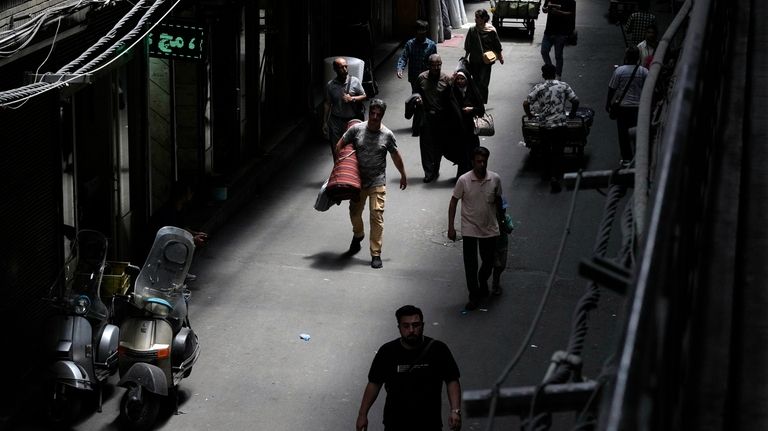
[449,68,485,179]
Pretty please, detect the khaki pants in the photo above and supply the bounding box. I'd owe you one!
[349,186,386,256]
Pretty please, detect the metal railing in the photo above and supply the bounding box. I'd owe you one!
[603,0,741,428]
[633,0,692,238]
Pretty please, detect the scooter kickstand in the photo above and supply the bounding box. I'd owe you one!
[173,387,180,415]
[97,386,103,413]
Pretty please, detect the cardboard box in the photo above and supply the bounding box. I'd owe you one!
[101,261,131,298]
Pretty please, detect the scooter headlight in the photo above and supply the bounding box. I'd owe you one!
[74,295,91,315]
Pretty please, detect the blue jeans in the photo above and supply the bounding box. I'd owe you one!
[541,33,568,77]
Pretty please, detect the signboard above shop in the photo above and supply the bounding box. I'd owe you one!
[147,22,205,61]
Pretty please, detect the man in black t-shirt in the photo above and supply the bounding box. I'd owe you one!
[356,305,462,431]
[540,0,576,79]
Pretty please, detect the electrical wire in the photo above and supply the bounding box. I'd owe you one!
[34,17,62,82]
[0,0,102,56]
[0,0,182,108]
[5,17,64,110]
[0,14,46,56]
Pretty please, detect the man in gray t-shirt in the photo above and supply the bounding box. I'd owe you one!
[337,99,407,269]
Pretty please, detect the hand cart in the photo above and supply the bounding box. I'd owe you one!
[490,0,542,37]
[521,107,595,159]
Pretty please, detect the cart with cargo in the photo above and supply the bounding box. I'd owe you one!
[490,0,542,37]
[521,107,595,159]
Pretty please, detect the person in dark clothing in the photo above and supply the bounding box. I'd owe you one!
[414,54,453,183]
[449,68,485,179]
[463,9,504,104]
[356,305,462,431]
[397,20,438,136]
[540,0,576,79]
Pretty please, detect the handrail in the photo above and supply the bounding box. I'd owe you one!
[605,0,711,428]
[633,0,692,239]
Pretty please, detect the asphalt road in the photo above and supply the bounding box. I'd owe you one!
[15,1,640,430]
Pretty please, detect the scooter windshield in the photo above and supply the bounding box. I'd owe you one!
[134,226,194,307]
[57,230,109,318]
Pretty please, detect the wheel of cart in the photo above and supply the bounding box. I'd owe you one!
[525,17,536,38]
[521,107,595,161]
[490,0,542,38]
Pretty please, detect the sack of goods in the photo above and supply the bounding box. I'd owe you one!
[314,179,338,212]
[474,113,495,136]
[326,146,361,201]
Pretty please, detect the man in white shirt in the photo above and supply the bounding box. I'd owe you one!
[448,146,503,310]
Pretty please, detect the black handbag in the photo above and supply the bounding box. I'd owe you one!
[566,30,578,46]
[362,80,378,98]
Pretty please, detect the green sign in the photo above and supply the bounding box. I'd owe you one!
[148,23,205,60]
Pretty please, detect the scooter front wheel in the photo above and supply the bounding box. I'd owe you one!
[120,384,160,431]
[45,383,82,426]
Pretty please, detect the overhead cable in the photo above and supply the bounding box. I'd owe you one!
[0,0,182,107]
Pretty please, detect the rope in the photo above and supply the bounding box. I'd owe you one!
[618,193,635,268]
[523,182,627,430]
[566,183,626,357]
[484,171,583,431]
[58,0,148,74]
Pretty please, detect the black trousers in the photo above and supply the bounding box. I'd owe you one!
[420,112,446,178]
[615,106,639,161]
[540,126,567,180]
[463,236,498,302]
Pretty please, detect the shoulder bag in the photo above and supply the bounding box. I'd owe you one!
[609,64,640,120]
[475,27,497,65]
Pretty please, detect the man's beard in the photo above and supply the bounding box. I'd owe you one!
[402,334,422,347]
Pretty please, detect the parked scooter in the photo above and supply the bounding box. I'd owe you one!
[116,226,200,430]
[42,230,119,425]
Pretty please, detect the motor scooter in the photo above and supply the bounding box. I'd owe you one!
[116,226,200,430]
[41,229,120,425]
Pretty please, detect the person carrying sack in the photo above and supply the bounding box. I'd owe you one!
[335,99,407,269]
[463,9,503,104]
[323,57,367,157]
